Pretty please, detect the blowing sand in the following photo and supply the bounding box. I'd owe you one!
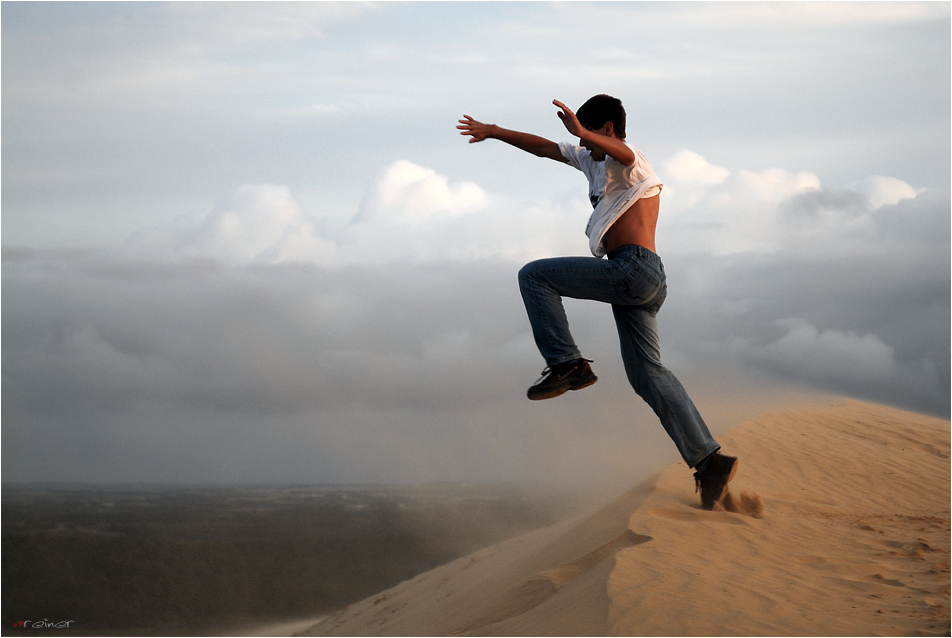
[299,399,950,636]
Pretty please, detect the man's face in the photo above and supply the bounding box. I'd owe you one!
[580,122,613,161]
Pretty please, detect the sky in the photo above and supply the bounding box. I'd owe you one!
[3,1,949,487]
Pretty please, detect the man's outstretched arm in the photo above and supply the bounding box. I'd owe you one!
[457,115,567,163]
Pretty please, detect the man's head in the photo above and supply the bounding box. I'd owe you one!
[576,94,626,140]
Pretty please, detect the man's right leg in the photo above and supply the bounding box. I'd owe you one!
[517,256,620,399]
[518,257,585,368]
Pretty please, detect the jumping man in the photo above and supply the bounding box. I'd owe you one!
[458,95,738,509]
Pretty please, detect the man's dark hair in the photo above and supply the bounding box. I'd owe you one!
[576,94,626,139]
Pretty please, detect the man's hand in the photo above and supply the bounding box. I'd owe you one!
[553,99,634,165]
[457,115,495,143]
[553,100,584,137]
[457,113,567,163]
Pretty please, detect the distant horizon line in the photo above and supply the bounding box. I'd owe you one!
[0,479,574,491]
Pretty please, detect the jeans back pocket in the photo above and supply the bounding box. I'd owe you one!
[612,257,665,310]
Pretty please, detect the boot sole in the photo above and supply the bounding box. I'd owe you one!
[570,377,598,392]
[527,375,598,401]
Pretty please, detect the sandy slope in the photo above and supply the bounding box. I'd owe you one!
[299,399,950,637]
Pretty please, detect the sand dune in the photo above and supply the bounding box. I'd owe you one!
[299,399,950,637]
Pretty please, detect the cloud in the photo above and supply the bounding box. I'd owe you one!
[344,160,590,263]
[125,184,340,266]
[658,150,930,256]
[661,159,822,255]
[655,186,949,415]
[754,318,897,382]
[664,149,730,186]
[4,2,948,253]
[123,160,590,266]
[354,159,488,223]
[665,1,942,29]
[165,2,369,49]
[132,152,837,269]
[6,249,662,485]
[728,317,946,412]
[851,175,919,209]
[3,150,947,485]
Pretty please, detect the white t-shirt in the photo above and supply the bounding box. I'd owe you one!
[559,141,663,257]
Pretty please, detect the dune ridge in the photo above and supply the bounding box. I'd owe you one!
[300,399,950,637]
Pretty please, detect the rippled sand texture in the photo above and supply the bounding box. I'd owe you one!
[610,399,950,636]
[301,399,950,637]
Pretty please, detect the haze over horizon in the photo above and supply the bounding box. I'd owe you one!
[3,2,949,486]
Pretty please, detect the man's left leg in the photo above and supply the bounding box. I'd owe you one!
[612,300,737,509]
[612,304,721,467]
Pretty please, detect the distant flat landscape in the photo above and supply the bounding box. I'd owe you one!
[2,483,584,636]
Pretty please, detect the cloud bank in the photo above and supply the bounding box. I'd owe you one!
[3,2,947,485]
[4,150,948,485]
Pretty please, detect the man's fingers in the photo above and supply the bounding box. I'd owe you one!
[458,114,488,142]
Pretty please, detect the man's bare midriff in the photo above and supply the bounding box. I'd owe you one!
[603,194,660,255]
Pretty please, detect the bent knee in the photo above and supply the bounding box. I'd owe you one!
[518,260,542,286]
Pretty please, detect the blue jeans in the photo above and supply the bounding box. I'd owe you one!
[518,245,719,468]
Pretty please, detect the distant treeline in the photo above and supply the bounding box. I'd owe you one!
[2,484,581,636]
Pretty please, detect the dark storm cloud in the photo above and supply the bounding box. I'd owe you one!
[2,3,948,485]
[2,180,947,485]
[2,254,523,417]
[658,188,950,415]
[2,250,585,484]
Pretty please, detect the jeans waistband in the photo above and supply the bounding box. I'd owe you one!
[607,245,660,261]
